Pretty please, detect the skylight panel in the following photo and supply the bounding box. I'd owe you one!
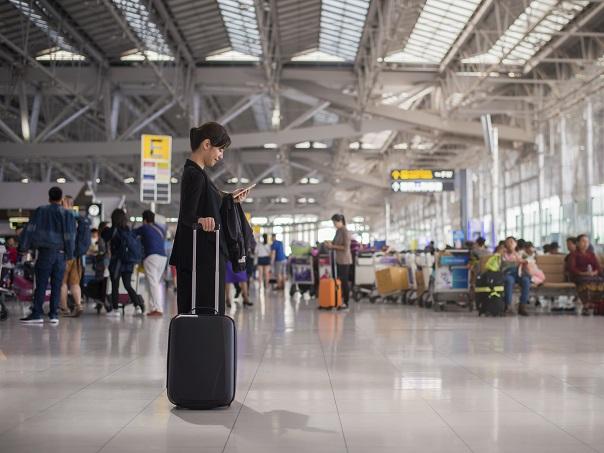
[462,0,589,66]
[216,0,262,59]
[386,0,481,64]
[10,0,85,61]
[318,0,371,61]
[206,49,259,62]
[291,49,345,62]
[36,47,86,61]
[112,0,173,60]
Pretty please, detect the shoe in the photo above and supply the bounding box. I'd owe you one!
[518,305,529,316]
[243,300,254,307]
[48,317,59,325]
[146,311,163,317]
[20,314,43,324]
[337,304,349,311]
[59,307,71,316]
[106,310,121,317]
[68,306,84,318]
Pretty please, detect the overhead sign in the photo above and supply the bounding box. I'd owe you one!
[140,135,172,204]
[390,169,455,192]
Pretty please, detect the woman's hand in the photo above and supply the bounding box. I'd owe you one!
[198,217,215,232]
[232,187,251,203]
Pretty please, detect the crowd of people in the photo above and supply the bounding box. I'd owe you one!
[2,184,351,323]
[467,234,604,316]
[2,186,170,324]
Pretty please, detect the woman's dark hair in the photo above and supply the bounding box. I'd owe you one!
[331,213,346,225]
[142,210,155,223]
[567,236,578,244]
[475,237,486,246]
[111,209,128,230]
[577,234,589,242]
[262,233,268,244]
[190,122,231,152]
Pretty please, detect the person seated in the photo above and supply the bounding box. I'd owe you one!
[568,234,604,315]
[472,237,490,257]
[548,242,561,254]
[500,236,531,316]
[564,237,577,280]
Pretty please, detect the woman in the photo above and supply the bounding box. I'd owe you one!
[255,234,271,289]
[568,234,604,315]
[500,236,531,316]
[325,214,352,310]
[101,209,144,316]
[169,122,249,315]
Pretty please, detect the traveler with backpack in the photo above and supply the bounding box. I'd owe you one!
[59,195,91,317]
[135,210,167,317]
[102,209,144,316]
[18,186,75,324]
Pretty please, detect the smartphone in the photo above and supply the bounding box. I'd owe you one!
[235,183,256,194]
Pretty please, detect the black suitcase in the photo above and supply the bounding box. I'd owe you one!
[167,226,236,409]
[476,271,505,316]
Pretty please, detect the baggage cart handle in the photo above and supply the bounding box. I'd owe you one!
[191,224,220,314]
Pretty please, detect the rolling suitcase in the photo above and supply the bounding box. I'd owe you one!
[475,271,505,316]
[167,226,236,409]
[318,251,342,309]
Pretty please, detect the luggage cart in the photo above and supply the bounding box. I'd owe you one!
[289,256,315,298]
[430,250,472,312]
[372,254,410,304]
[352,251,376,302]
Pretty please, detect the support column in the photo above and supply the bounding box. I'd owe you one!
[385,198,391,244]
[537,132,545,244]
[491,128,500,244]
[459,169,474,240]
[586,98,594,235]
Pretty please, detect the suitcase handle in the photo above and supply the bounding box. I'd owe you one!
[191,224,220,314]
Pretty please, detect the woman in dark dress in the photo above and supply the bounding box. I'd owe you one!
[169,122,250,315]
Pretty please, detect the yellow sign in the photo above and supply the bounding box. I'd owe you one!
[391,169,455,181]
[141,135,172,204]
[142,135,171,161]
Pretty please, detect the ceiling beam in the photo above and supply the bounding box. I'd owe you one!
[439,0,496,72]
[284,80,534,144]
[0,120,407,158]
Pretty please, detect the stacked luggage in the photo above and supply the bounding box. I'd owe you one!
[475,254,505,316]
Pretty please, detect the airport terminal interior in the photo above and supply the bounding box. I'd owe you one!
[2,0,604,451]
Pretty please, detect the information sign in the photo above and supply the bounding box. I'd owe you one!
[140,135,172,204]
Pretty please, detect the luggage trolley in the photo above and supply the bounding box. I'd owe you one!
[289,241,315,298]
[373,254,411,304]
[430,250,472,312]
[352,251,377,302]
[290,256,315,298]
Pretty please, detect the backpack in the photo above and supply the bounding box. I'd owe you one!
[117,229,143,265]
[75,216,92,257]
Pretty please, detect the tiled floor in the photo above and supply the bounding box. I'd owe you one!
[2,287,604,452]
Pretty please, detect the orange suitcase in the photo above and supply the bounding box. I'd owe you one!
[318,278,342,309]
